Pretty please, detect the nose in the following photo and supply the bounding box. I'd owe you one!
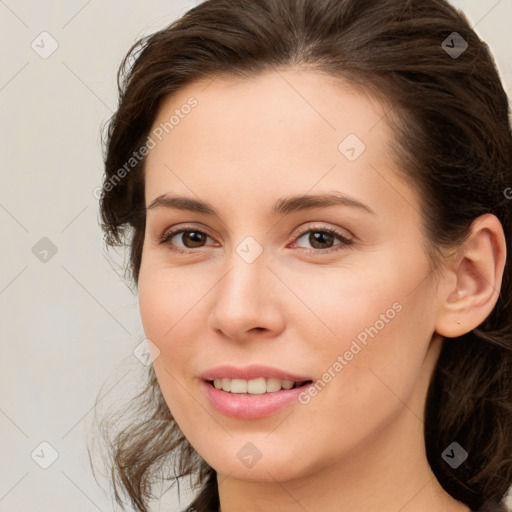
[208,247,285,342]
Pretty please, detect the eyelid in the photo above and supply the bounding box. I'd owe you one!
[290,223,354,243]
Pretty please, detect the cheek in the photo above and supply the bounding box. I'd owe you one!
[137,275,171,340]
[137,273,199,386]
[301,265,436,428]
[289,250,435,396]
[137,260,213,389]
[137,257,207,341]
[137,268,206,431]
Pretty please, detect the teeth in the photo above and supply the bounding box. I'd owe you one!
[230,379,247,393]
[221,378,231,392]
[247,377,266,395]
[211,377,301,394]
[266,377,282,392]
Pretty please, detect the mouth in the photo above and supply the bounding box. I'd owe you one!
[203,377,314,419]
[200,365,314,419]
[207,377,313,395]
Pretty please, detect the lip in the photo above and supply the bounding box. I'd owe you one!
[200,364,312,382]
[200,365,313,420]
[201,379,312,420]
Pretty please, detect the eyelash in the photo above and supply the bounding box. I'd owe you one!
[158,224,354,256]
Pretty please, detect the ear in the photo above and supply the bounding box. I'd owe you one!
[435,214,507,338]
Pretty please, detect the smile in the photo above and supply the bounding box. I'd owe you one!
[202,379,313,419]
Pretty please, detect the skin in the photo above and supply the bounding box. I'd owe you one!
[137,69,506,512]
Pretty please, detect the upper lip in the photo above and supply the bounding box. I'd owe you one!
[200,364,312,382]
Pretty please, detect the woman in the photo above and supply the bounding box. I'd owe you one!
[95,0,512,511]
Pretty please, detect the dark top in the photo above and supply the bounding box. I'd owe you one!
[185,500,510,512]
[475,502,509,512]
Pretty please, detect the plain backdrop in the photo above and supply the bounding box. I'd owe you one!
[1,1,511,511]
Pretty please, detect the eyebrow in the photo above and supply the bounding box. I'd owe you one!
[146,192,376,216]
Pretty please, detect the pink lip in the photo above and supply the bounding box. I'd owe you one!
[200,364,311,382]
[201,380,311,420]
[199,365,313,420]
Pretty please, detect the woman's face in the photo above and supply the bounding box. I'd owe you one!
[138,69,446,482]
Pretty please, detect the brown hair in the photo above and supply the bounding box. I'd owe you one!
[94,0,512,511]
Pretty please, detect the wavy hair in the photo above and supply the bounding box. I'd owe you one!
[94,0,512,511]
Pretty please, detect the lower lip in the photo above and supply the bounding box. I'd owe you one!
[202,380,310,419]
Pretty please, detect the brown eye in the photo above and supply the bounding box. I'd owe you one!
[307,231,335,249]
[293,226,354,254]
[178,231,208,248]
[159,228,214,253]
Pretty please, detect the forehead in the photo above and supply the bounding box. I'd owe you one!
[143,69,416,218]
[149,68,391,150]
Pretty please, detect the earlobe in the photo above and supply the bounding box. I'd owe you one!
[435,214,507,339]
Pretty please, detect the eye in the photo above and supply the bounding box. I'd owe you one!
[158,225,216,253]
[290,225,354,255]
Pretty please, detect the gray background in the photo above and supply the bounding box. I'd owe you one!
[1,1,511,511]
